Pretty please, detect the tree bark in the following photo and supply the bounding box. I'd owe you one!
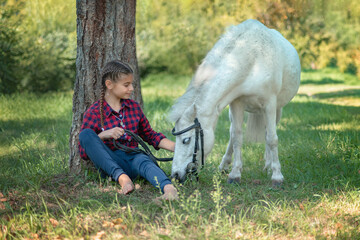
[69,0,141,172]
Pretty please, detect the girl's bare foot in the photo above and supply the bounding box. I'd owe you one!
[118,174,134,195]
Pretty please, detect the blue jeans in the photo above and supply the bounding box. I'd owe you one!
[79,129,171,193]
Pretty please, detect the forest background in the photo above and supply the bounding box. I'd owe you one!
[1,0,360,94]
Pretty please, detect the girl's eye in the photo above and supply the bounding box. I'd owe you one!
[183,137,191,144]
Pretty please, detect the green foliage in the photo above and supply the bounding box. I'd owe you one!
[0,0,24,93]
[136,0,256,75]
[18,0,76,93]
[20,31,76,92]
[1,0,360,93]
[137,0,360,77]
[0,0,76,94]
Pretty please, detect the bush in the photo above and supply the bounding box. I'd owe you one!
[20,31,75,92]
[136,0,256,76]
[18,0,76,93]
[0,0,24,93]
[353,49,360,78]
[137,0,360,77]
[0,0,76,94]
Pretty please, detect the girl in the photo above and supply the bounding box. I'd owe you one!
[78,60,178,200]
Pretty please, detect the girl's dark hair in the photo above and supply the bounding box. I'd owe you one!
[99,60,134,130]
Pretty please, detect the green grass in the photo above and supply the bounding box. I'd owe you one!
[0,68,359,239]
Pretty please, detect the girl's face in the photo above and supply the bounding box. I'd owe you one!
[106,74,134,99]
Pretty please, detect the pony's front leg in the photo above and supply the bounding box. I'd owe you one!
[221,101,244,184]
[219,109,235,172]
[265,99,284,186]
[219,134,233,173]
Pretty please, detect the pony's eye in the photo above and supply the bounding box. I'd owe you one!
[182,137,191,144]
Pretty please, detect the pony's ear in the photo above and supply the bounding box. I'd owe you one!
[183,103,196,121]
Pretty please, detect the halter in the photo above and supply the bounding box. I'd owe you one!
[172,118,205,178]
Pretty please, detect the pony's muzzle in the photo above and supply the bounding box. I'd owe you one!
[171,162,197,183]
[186,162,197,175]
[171,171,185,183]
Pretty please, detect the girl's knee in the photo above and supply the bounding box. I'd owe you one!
[79,128,97,145]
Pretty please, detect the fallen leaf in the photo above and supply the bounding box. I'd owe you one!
[114,224,127,230]
[111,233,124,239]
[49,218,59,227]
[0,202,5,210]
[30,233,39,239]
[252,179,261,185]
[102,221,114,228]
[158,228,170,235]
[335,223,343,230]
[299,203,305,210]
[112,218,123,225]
[0,198,7,202]
[235,231,243,239]
[92,231,106,240]
[0,192,4,198]
[140,230,150,237]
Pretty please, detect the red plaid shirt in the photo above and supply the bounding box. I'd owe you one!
[79,99,166,159]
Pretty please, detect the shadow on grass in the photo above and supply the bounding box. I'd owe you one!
[277,100,360,190]
[0,117,70,190]
[312,88,360,99]
[301,77,344,85]
[0,117,70,145]
[283,100,359,125]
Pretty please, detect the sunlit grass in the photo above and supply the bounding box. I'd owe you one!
[0,69,359,239]
[299,67,360,107]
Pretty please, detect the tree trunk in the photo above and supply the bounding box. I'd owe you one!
[69,0,141,172]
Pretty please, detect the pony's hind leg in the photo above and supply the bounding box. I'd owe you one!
[264,98,284,186]
[219,99,244,184]
[264,108,282,173]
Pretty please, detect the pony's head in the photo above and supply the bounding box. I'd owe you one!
[169,103,215,182]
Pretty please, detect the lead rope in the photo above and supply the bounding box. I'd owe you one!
[112,129,173,168]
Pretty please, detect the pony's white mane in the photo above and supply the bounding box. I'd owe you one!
[168,78,199,122]
[168,61,219,122]
[169,21,262,123]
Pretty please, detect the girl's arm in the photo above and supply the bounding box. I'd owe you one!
[158,138,175,152]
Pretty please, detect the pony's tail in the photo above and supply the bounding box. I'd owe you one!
[245,113,266,143]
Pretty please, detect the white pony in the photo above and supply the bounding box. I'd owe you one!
[169,19,301,186]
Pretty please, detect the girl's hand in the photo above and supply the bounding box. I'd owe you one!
[98,127,125,140]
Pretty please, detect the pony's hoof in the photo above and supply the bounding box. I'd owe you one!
[272,180,283,188]
[228,177,241,184]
